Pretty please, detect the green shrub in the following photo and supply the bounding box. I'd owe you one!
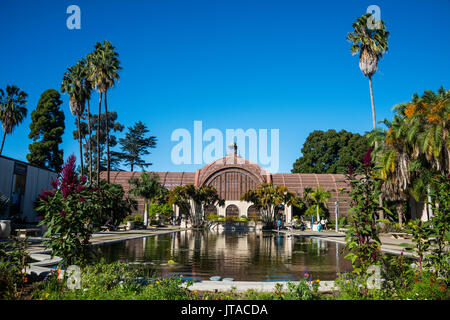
[0,237,30,299]
[33,261,193,300]
[206,212,218,221]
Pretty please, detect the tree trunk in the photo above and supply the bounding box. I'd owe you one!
[143,202,148,228]
[104,89,110,183]
[316,205,320,223]
[77,116,84,176]
[396,202,403,229]
[368,75,376,131]
[87,99,92,183]
[96,92,102,185]
[0,131,6,155]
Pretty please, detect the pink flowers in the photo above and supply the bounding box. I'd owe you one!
[38,190,55,202]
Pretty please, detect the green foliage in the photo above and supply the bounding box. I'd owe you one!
[148,203,174,221]
[241,184,296,228]
[27,89,65,171]
[292,130,369,174]
[169,184,223,227]
[206,212,219,221]
[343,148,382,277]
[35,155,97,266]
[33,261,193,300]
[94,181,137,227]
[0,237,30,299]
[118,121,157,171]
[426,174,450,280]
[129,173,168,205]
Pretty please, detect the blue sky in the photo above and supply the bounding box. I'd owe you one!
[0,0,449,173]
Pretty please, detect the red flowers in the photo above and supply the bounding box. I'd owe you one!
[362,147,373,169]
[348,163,355,176]
[38,190,55,202]
[59,211,66,217]
[60,154,79,199]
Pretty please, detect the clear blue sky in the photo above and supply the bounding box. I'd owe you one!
[1,0,449,173]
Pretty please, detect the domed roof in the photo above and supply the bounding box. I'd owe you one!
[195,153,271,187]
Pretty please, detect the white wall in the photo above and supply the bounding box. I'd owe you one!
[0,157,57,222]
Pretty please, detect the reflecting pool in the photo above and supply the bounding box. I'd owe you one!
[97,230,353,281]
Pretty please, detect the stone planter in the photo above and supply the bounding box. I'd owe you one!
[0,220,11,239]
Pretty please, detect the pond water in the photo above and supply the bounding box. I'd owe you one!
[97,230,353,281]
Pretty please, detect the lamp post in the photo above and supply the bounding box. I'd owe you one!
[335,201,338,233]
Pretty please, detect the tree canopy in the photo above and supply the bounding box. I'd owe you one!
[27,89,65,171]
[292,129,369,174]
[119,121,157,171]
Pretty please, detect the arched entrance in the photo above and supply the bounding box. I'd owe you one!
[225,204,239,218]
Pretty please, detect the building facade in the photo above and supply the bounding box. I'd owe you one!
[0,155,57,223]
[104,150,353,223]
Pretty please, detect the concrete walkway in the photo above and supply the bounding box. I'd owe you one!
[24,226,187,279]
[276,229,415,256]
[25,226,187,253]
[186,280,335,293]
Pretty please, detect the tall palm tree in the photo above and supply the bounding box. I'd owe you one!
[347,13,389,132]
[88,41,121,184]
[80,58,94,182]
[61,61,89,176]
[0,85,28,155]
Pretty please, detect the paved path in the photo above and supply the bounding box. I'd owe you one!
[25,226,187,253]
[276,229,415,256]
[186,280,335,293]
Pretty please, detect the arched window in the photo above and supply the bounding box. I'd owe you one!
[247,205,261,220]
[225,204,239,218]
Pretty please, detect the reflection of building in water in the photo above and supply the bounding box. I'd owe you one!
[104,230,353,280]
[101,145,353,223]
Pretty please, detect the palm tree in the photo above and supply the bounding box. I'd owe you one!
[0,85,28,155]
[305,185,332,222]
[88,41,121,184]
[347,13,389,132]
[169,185,223,228]
[80,58,94,182]
[241,184,296,228]
[129,173,167,227]
[61,61,89,176]
[378,116,411,228]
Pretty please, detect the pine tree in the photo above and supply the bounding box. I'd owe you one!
[119,121,157,171]
[27,89,65,171]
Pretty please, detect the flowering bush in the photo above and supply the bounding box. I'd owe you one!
[342,148,383,276]
[36,155,98,266]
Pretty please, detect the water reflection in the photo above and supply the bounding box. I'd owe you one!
[98,230,353,281]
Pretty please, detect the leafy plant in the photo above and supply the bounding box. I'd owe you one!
[35,155,98,266]
[0,237,30,299]
[342,148,382,277]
